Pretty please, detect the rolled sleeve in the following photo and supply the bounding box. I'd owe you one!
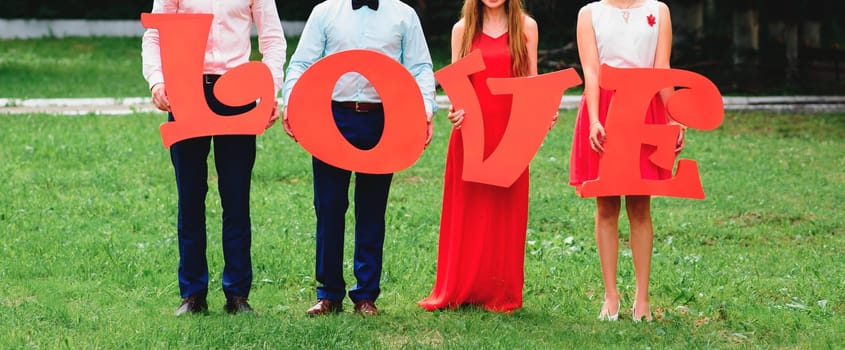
[253,0,287,96]
[282,7,326,106]
[140,0,178,90]
[401,14,437,115]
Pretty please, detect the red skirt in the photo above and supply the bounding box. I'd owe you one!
[569,88,672,188]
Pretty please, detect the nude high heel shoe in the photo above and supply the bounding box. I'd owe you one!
[597,300,620,321]
[631,302,653,323]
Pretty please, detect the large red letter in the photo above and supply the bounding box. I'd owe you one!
[578,65,724,199]
[435,50,582,187]
[141,13,275,148]
[286,50,428,174]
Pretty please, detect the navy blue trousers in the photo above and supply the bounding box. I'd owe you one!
[170,76,256,299]
[313,104,392,303]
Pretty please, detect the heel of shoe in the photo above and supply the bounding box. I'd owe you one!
[631,303,653,323]
[597,300,620,321]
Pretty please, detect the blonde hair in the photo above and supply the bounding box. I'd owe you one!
[459,0,530,77]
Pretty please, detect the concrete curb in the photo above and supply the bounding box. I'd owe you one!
[714,96,845,113]
[0,97,158,115]
[2,96,845,115]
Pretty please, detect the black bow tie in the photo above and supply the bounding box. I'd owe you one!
[352,0,378,11]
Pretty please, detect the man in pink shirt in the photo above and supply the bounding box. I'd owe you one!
[141,0,286,316]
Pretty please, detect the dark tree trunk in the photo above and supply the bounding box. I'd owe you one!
[732,0,759,66]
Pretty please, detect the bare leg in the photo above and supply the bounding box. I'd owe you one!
[626,195,654,321]
[595,196,621,318]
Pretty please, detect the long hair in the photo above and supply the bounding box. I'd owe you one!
[459,0,530,77]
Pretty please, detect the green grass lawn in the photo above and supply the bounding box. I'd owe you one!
[1,109,843,348]
[0,37,149,98]
[1,37,844,348]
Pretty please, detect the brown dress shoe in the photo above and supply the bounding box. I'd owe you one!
[224,296,254,314]
[306,299,342,316]
[175,294,208,316]
[353,300,379,316]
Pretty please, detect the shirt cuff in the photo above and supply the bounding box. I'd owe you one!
[147,73,164,91]
[425,100,438,116]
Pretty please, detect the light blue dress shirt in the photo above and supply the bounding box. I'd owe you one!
[283,0,437,115]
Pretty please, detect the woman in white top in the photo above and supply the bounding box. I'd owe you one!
[570,0,681,322]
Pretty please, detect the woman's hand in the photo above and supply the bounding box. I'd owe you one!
[672,123,687,152]
[447,106,465,129]
[589,121,606,153]
[282,107,297,142]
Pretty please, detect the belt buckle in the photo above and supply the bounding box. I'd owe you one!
[354,101,364,112]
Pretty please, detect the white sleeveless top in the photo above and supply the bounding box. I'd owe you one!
[588,0,662,68]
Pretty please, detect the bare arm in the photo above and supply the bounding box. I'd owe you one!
[447,20,466,128]
[524,16,539,77]
[524,14,555,128]
[576,6,605,152]
[577,6,599,126]
[654,2,673,104]
[653,3,683,150]
[450,20,465,64]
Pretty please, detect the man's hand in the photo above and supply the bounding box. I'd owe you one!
[151,83,170,112]
[266,101,279,130]
[282,107,297,142]
[425,113,433,148]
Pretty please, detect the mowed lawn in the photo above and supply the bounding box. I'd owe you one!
[1,37,844,348]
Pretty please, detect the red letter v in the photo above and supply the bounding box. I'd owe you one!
[436,50,582,187]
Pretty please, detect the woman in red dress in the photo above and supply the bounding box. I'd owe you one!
[418,0,539,313]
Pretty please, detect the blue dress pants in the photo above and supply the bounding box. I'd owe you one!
[170,75,256,299]
[313,104,393,303]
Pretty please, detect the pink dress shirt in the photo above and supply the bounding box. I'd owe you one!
[141,0,286,94]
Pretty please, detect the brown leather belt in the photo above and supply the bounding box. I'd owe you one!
[332,101,383,113]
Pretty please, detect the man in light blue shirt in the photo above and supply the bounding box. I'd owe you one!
[282,0,436,317]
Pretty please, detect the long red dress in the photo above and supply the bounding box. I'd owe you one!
[419,33,528,312]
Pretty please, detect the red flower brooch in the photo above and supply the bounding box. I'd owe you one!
[647,14,656,27]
